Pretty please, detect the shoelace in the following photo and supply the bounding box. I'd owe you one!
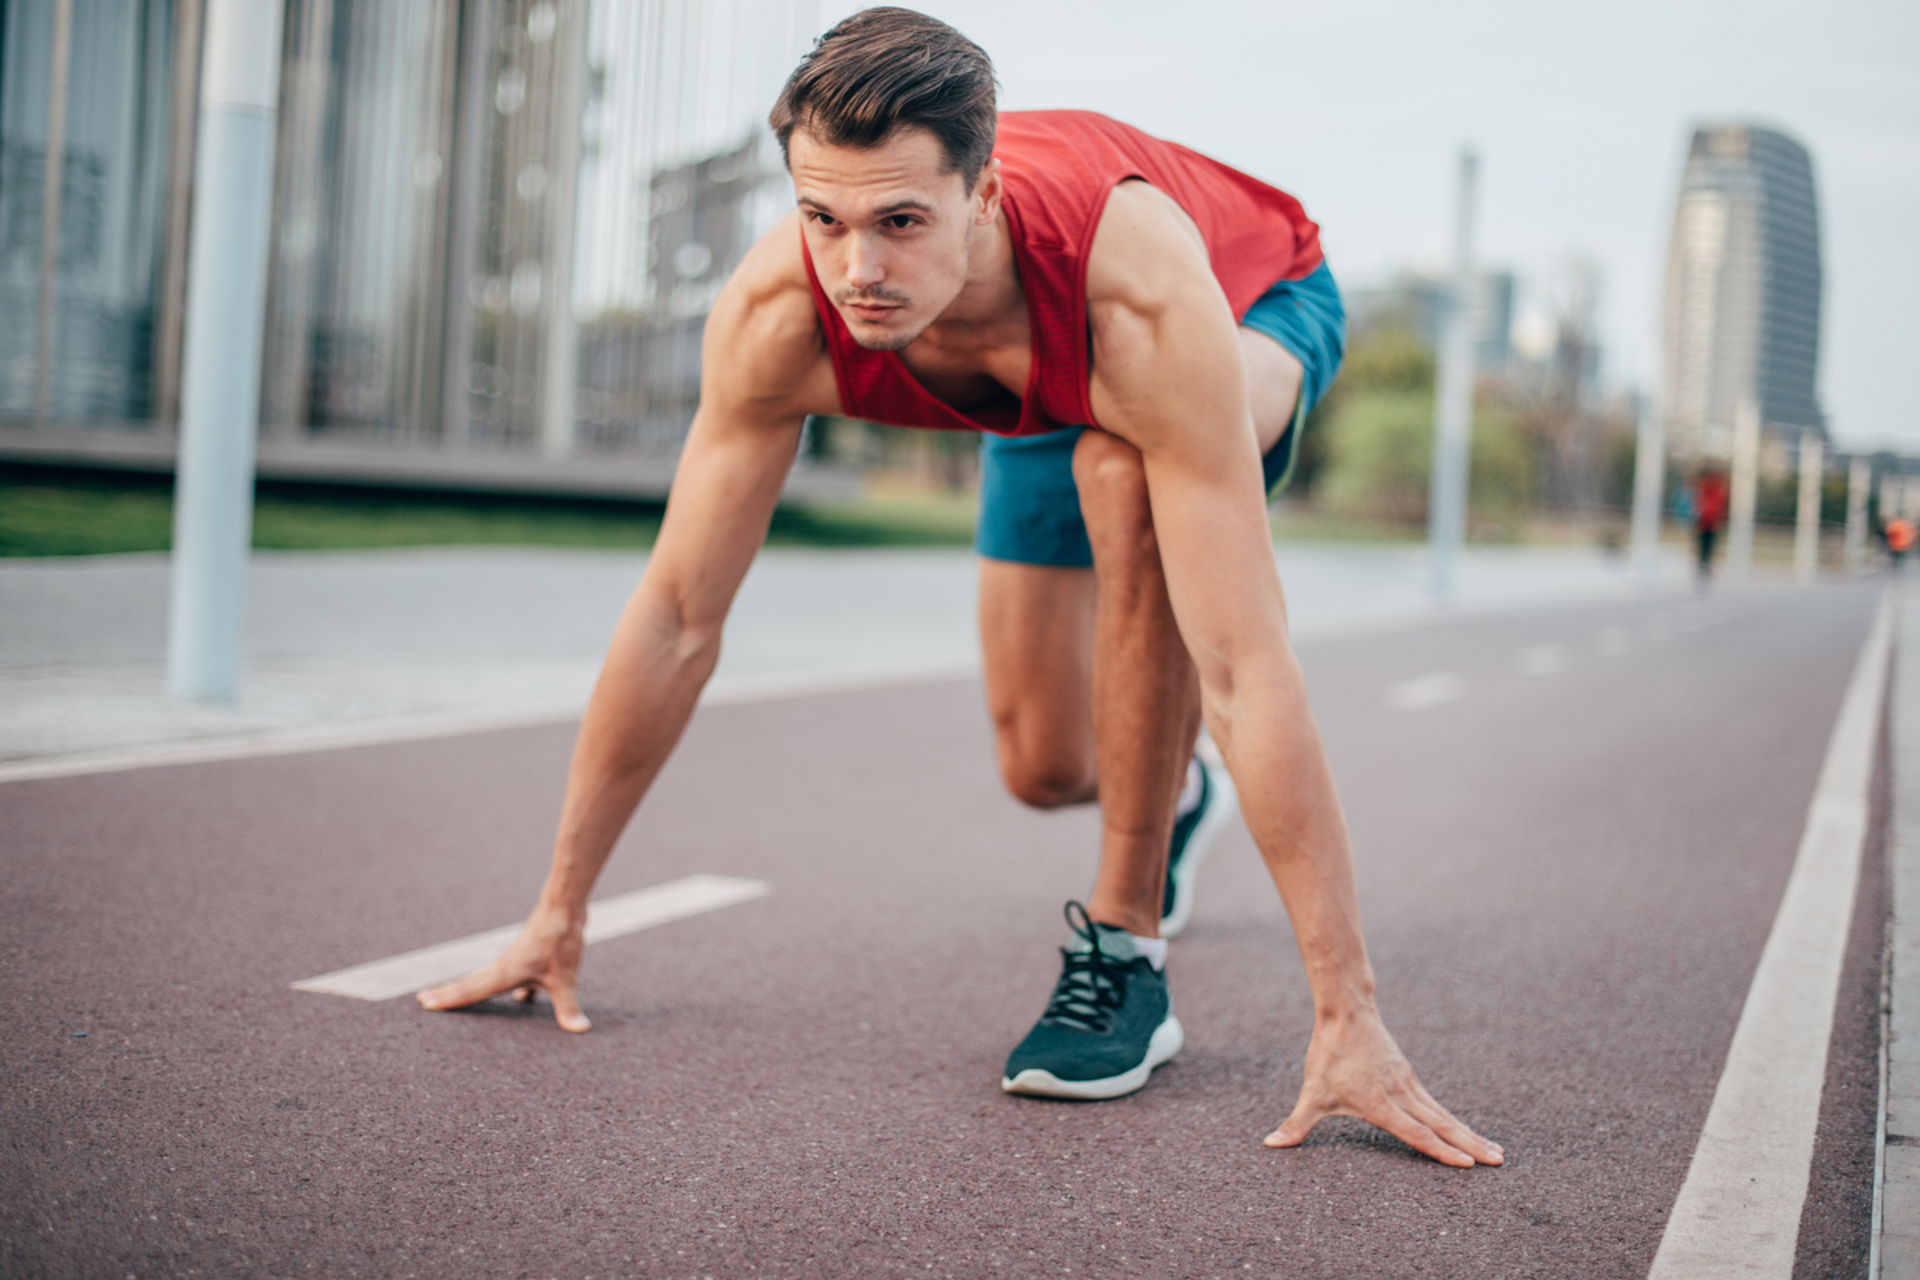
[1041,901,1128,1033]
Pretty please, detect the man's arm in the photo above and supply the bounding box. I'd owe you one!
[418,216,837,1031]
[1085,184,1503,1168]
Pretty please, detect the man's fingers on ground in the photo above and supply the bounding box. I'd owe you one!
[1400,1088,1504,1164]
[415,965,518,1012]
[1263,1094,1335,1148]
[549,985,591,1034]
[1372,1105,1475,1169]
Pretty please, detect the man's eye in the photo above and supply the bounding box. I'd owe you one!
[886,215,917,229]
[810,211,838,227]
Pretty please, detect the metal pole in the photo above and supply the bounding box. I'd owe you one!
[1727,400,1760,586]
[1794,429,1822,584]
[166,0,284,702]
[1630,400,1667,584]
[33,0,73,424]
[1845,455,1870,575]
[539,0,586,460]
[1428,147,1478,606]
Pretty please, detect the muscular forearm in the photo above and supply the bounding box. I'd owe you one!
[534,583,723,920]
[1206,653,1378,1021]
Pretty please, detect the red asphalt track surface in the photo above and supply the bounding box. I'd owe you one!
[0,581,1885,1278]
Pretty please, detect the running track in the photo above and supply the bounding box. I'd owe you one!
[0,582,1883,1277]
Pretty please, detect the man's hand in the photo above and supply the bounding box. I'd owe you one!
[416,910,591,1034]
[1264,1007,1503,1168]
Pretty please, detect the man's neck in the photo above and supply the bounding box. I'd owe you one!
[915,211,1027,357]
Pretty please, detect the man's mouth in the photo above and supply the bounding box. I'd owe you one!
[838,293,907,324]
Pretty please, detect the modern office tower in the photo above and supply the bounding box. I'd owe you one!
[1660,123,1824,460]
[0,0,819,496]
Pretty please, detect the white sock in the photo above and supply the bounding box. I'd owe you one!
[1174,757,1204,817]
[1131,934,1168,971]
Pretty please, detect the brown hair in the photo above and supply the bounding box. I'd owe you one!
[768,7,998,188]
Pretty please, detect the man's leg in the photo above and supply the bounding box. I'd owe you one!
[1071,429,1203,938]
[1067,327,1305,938]
[977,559,1098,809]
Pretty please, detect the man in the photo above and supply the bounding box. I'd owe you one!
[421,7,1502,1169]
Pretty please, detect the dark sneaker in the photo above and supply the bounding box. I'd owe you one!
[1160,760,1236,938]
[1002,902,1183,1100]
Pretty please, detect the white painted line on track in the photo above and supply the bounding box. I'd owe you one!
[1384,672,1465,710]
[1519,644,1568,676]
[0,658,978,786]
[290,873,771,1002]
[1648,592,1891,1279]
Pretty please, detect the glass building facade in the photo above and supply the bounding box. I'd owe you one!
[0,0,817,494]
[1661,123,1824,460]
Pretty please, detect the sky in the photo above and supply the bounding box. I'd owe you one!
[816,0,1920,453]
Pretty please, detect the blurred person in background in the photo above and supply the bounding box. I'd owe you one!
[1688,465,1730,589]
[421,6,1501,1169]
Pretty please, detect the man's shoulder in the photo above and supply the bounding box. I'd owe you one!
[1084,181,1218,318]
[712,211,816,329]
[703,212,837,413]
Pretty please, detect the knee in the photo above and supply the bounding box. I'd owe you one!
[1001,755,1095,809]
[992,715,1096,809]
[1071,431,1157,559]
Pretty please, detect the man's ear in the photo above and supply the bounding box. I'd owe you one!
[973,158,1003,226]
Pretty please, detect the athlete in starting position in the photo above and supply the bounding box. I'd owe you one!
[421,7,1502,1169]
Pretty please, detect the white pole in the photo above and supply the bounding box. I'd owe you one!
[166,0,283,702]
[1727,400,1760,586]
[539,0,585,460]
[1428,148,1478,607]
[1794,430,1823,584]
[1630,401,1667,584]
[1845,456,1870,574]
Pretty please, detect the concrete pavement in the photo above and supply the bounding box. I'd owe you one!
[0,540,1690,776]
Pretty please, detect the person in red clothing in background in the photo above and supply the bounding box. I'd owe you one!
[419,7,1501,1168]
[1689,466,1730,587]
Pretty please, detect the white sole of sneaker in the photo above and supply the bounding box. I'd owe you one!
[1000,1014,1185,1100]
[1161,765,1238,939]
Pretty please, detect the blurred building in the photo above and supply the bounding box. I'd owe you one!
[0,0,841,500]
[1660,123,1824,463]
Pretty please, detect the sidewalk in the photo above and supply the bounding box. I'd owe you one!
[1,541,1690,777]
[1880,590,1920,1275]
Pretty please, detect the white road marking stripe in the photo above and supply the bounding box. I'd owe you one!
[1385,672,1465,710]
[290,873,771,1002]
[1648,592,1891,1279]
[1519,644,1568,676]
[1596,625,1632,656]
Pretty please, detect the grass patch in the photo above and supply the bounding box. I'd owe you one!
[0,466,977,557]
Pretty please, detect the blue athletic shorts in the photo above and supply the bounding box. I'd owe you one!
[974,259,1346,568]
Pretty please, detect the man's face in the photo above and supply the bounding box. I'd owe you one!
[788,125,994,352]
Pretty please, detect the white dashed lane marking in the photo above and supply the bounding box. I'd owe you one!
[1385,673,1465,711]
[291,874,771,1002]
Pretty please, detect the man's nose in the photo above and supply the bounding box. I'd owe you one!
[845,234,885,289]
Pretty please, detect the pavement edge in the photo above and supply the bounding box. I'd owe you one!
[1882,591,1920,1276]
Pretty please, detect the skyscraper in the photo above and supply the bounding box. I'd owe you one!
[1660,123,1824,459]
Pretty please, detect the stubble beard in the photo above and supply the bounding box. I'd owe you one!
[837,236,971,354]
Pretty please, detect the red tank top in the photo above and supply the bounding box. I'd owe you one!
[801,110,1322,437]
